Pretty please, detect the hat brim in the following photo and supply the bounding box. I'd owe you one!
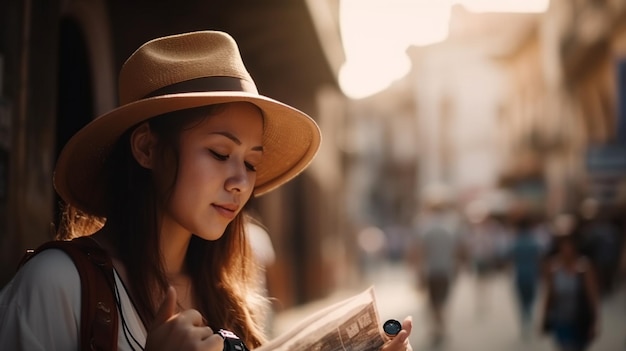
[53,92,321,217]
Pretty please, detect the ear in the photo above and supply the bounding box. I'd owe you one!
[130,122,157,169]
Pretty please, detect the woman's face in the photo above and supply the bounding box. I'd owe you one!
[159,102,263,241]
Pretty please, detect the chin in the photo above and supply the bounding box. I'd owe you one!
[194,230,226,242]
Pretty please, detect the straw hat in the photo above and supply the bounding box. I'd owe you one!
[54,31,321,217]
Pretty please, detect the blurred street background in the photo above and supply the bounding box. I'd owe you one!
[272,263,625,351]
[1,0,626,350]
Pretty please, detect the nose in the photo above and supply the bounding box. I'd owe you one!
[224,162,254,194]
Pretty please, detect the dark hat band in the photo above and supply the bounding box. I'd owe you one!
[143,76,258,99]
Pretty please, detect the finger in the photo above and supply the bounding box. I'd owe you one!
[200,333,225,351]
[401,316,413,336]
[197,326,217,341]
[152,286,177,330]
[386,329,409,349]
[178,308,207,327]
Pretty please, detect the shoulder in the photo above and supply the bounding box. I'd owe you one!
[0,248,81,349]
[18,248,81,290]
[2,248,81,309]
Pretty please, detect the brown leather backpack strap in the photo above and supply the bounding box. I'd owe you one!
[19,237,119,351]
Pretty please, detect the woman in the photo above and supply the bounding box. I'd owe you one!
[0,31,412,350]
[541,234,600,351]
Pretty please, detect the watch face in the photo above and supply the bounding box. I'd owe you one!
[383,319,402,336]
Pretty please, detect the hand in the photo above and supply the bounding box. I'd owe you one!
[381,316,413,351]
[145,286,224,351]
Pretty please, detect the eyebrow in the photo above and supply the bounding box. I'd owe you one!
[210,131,264,152]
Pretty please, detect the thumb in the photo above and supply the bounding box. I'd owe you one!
[152,286,177,330]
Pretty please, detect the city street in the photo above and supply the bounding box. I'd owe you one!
[271,263,625,351]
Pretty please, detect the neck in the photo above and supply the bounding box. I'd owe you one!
[159,221,193,277]
[158,222,197,311]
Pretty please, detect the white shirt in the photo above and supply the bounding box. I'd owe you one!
[0,249,147,350]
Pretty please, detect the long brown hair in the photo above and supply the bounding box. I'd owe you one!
[57,103,267,347]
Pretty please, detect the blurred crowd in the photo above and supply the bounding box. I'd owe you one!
[357,184,625,351]
[458,195,623,351]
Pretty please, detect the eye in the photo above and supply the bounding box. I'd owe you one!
[244,162,257,172]
[212,149,257,172]
[210,150,229,161]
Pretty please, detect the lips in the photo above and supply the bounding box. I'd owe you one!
[212,203,238,219]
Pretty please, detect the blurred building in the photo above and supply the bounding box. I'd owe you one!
[406,7,539,209]
[338,79,419,267]
[336,6,544,258]
[0,0,351,308]
[343,79,419,230]
[498,0,626,216]
[390,1,626,219]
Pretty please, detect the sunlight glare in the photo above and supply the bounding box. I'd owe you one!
[338,0,550,99]
[459,0,550,13]
[339,0,451,99]
[339,54,411,99]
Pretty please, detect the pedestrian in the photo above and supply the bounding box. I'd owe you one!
[413,185,465,345]
[507,211,543,340]
[541,234,600,351]
[0,31,413,350]
[463,202,498,318]
[577,198,621,296]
